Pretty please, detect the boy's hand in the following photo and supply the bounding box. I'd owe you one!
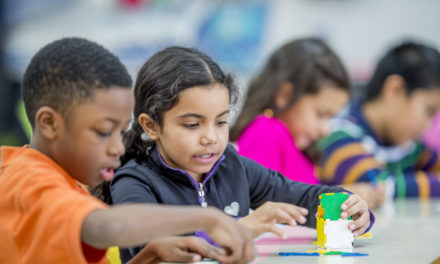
[203,208,255,264]
[340,194,370,237]
[238,201,308,239]
[128,236,226,264]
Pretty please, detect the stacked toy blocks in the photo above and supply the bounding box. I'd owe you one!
[316,192,354,249]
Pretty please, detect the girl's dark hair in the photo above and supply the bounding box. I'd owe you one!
[364,41,440,102]
[122,46,238,165]
[230,37,350,141]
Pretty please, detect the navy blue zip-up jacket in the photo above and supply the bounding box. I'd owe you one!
[111,144,345,262]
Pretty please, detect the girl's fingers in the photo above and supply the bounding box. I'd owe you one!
[352,225,367,238]
[348,221,356,231]
[352,212,369,228]
[349,212,369,236]
[281,205,308,224]
[286,205,308,216]
[267,224,288,239]
[341,200,364,219]
[341,195,370,237]
[341,195,360,210]
[258,202,308,225]
[271,208,295,225]
[272,206,304,226]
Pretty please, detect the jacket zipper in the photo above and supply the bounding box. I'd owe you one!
[154,146,225,208]
[198,183,207,208]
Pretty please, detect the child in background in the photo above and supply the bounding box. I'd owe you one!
[318,41,440,200]
[230,38,349,185]
[107,46,373,262]
[0,38,255,264]
[230,38,383,209]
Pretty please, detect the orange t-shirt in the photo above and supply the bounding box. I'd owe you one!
[0,146,109,264]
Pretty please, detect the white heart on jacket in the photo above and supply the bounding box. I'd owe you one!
[224,201,239,216]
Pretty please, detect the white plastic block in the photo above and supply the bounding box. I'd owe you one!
[324,219,354,249]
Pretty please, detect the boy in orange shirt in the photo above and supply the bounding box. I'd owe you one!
[0,38,254,264]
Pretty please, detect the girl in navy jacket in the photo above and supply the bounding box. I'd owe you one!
[107,46,373,262]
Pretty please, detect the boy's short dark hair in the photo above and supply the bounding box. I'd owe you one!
[365,41,440,102]
[22,37,132,127]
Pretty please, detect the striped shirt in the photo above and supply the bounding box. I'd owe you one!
[318,102,440,198]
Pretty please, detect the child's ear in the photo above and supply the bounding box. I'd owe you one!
[34,106,61,140]
[275,82,294,110]
[139,113,160,140]
[382,74,406,102]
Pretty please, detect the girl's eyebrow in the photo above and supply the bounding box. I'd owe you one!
[178,109,230,119]
[178,113,203,119]
[217,109,230,117]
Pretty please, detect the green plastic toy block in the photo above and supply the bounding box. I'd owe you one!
[319,192,351,220]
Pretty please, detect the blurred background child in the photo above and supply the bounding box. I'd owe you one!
[230,37,350,185]
[230,38,382,209]
[318,41,440,203]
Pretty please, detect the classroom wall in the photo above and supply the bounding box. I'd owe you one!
[5,0,440,81]
[264,0,440,82]
[1,0,439,145]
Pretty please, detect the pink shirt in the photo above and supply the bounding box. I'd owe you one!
[423,111,440,151]
[236,115,319,184]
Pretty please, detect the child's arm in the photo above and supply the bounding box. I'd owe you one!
[81,205,255,263]
[319,132,440,199]
[318,135,382,185]
[127,236,225,264]
[416,143,440,173]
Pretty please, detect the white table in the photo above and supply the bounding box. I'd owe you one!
[251,198,440,264]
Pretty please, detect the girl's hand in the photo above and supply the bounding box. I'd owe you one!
[340,194,370,237]
[128,236,226,264]
[238,201,308,239]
